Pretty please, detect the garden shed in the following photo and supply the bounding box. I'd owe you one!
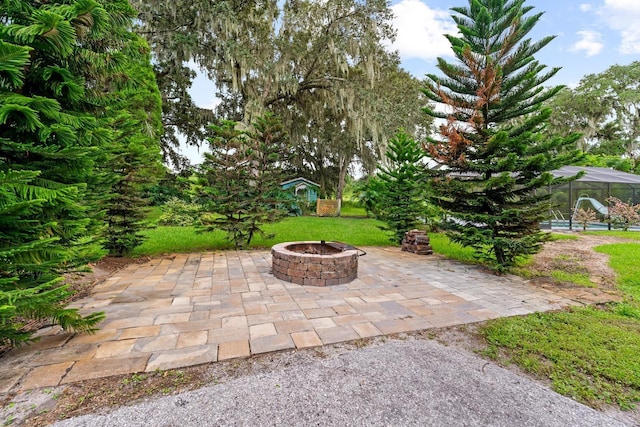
[545,166,640,230]
[280,177,320,202]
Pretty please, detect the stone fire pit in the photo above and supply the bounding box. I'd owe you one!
[271,241,358,286]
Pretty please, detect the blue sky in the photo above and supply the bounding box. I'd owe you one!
[183,0,640,162]
[393,0,640,87]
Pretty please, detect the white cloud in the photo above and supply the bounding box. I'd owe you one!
[390,0,458,61]
[601,0,640,54]
[579,3,592,12]
[569,30,603,56]
[605,0,640,12]
[618,30,640,54]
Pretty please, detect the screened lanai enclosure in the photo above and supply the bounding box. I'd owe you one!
[543,166,640,231]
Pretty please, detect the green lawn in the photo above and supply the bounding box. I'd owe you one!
[549,232,579,241]
[480,241,640,410]
[136,213,581,260]
[146,205,164,223]
[428,233,478,264]
[428,232,576,267]
[585,230,640,241]
[133,216,393,256]
[339,201,368,217]
[135,217,489,259]
[596,243,640,302]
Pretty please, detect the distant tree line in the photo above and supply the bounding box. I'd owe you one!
[544,61,640,172]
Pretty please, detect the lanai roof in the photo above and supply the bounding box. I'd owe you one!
[552,166,640,185]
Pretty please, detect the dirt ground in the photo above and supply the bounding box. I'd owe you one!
[2,233,637,426]
[528,233,624,289]
[520,232,630,305]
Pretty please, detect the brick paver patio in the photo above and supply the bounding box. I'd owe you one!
[0,247,582,393]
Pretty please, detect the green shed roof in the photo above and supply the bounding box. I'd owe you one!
[280,177,320,188]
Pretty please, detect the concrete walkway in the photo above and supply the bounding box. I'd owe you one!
[0,248,579,393]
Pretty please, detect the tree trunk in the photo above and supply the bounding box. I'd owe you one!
[336,153,351,217]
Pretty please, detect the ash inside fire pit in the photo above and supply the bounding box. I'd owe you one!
[286,242,342,255]
[271,241,358,286]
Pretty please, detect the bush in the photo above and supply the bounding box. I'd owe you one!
[606,197,640,231]
[296,196,316,216]
[158,198,202,226]
[574,208,597,231]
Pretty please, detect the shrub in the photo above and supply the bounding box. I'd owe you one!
[158,198,203,226]
[574,208,597,231]
[606,197,640,231]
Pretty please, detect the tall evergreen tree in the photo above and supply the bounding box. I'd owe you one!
[370,131,427,244]
[423,0,582,271]
[1,0,114,264]
[0,0,161,344]
[0,0,117,344]
[103,34,164,256]
[197,113,292,248]
[0,168,105,346]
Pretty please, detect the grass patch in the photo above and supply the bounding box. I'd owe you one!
[480,240,640,410]
[133,226,227,255]
[133,216,392,256]
[145,206,164,223]
[429,232,537,268]
[595,243,640,301]
[135,217,491,265]
[549,270,595,287]
[481,308,640,409]
[584,230,640,241]
[549,232,579,241]
[429,231,575,270]
[520,252,595,287]
[428,233,479,264]
[256,216,391,247]
[339,201,368,217]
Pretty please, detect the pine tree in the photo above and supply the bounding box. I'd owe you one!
[103,34,163,256]
[0,0,158,344]
[423,0,582,271]
[197,113,292,248]
[0,21,108,344]
[0,169,105,346]
[371,131,427,244]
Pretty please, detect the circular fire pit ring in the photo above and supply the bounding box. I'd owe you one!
[271,241,358,286]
